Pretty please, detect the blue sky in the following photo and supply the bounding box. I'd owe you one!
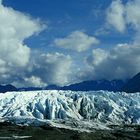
[3,0,131,50]
[0,0,140,87]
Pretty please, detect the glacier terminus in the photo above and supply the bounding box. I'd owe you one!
[0,90,140,132]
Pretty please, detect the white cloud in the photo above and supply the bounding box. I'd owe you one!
[11,52,74,87]
[106,0,126,32]
[84,43,140,80]
[0,2,43,85]
[125,0,140,30]
[54,31,99,52]
[106,0,140,33]
[29,52,73,86]
[0,4,43,67]
[87,48,108,66]
[24,76,46,87]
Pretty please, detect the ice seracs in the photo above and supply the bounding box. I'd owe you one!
[0,90,140,131]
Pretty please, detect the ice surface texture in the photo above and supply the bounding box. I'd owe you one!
[0,90,140,125]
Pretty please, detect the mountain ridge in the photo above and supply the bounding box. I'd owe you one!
[3,74,140,93]
[17,79,126,92]
[0,84,17,93]
[60,79,125,91]
[122,72,140,93]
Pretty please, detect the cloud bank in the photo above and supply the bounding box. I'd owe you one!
[29,52,73,86]
[84,44,140,80]
[1,0,140,87]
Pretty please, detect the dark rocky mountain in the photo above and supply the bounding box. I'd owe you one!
[1,73,140,93]
[122,72,140,93]
[46,85,61,90]
[10,79,129,92]
[0,84,18,93]
[18,87,43,91]
[45,80,125,92]
[60,80,125,92]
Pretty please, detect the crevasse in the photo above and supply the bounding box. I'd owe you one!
[0,90,140,124]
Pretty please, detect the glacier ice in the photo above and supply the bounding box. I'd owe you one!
[0,90,140,130]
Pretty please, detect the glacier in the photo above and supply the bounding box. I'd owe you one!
[0,90,140,131]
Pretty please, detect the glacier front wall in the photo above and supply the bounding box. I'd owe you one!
[0,90,140,124]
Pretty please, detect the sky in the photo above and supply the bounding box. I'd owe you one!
[0,0,140,87]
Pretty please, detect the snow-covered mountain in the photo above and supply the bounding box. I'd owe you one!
[0,90,140,131]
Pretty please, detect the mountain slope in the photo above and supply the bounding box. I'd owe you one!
[0,84,17,93]
[19,80,125,92]
[60,80,125,91]
[122,72,140,93]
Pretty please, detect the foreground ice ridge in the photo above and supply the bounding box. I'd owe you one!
[0,90,140,130]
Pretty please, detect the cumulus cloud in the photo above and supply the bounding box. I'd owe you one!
[24,76,46,87]
[25,52,73,87]
[0,1,43,85]
[0,4,43,67]
[107,0,140,33]
[84,43,140,80]
[125,0,140,31]
[106,0,126,32]
[12,52,74,87]
[86,48,108,66]
[54,31,99,52]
